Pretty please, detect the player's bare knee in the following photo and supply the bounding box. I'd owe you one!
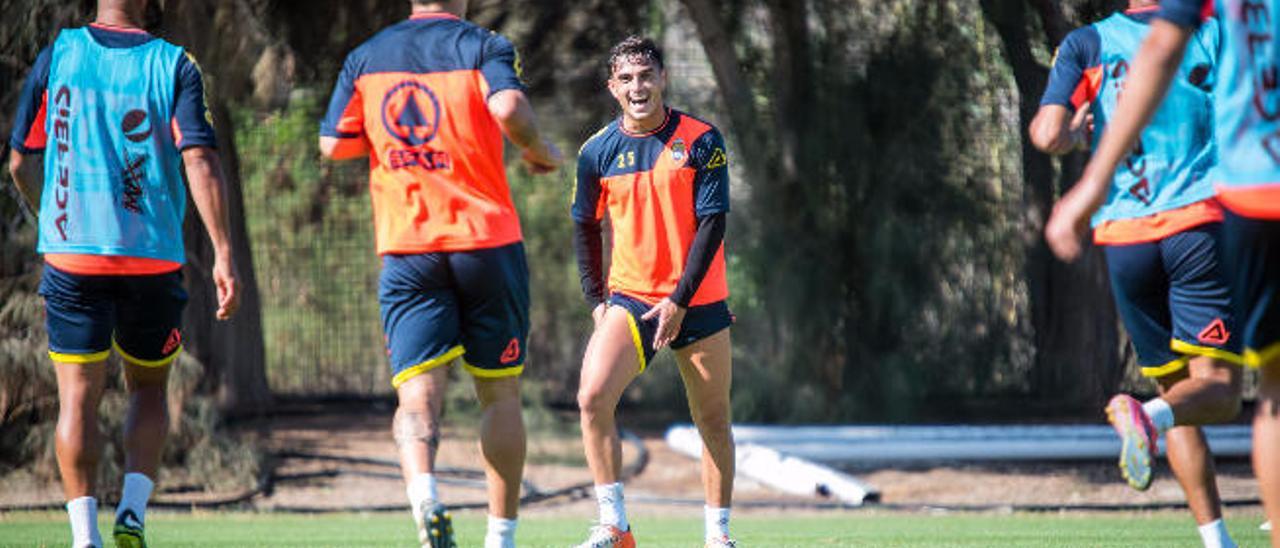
[393,409,440,451]
[474,376,519,407]
[577,386,615,420]
[694,405,732,440]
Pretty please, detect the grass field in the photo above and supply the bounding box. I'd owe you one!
[0,511,1271,547]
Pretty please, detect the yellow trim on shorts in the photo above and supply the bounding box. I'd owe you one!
[624,312,648,374]
[462,360,524,379]
[1170,339,1245,366]
[1140,356,1189,378]
[391,345,465,388]
[48,349,110,364]
[112,340,182,368]
[1244,341,1280,369]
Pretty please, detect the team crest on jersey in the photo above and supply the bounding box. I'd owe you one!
[381,81,441,146]
[670,138,687,164]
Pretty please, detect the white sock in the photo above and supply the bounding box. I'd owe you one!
[1143,398,1175,435]
[116,472,154,527]
[595,482,628,531]
[66,496,102,548]
[484,515,517,548]
[407,473,440,512]
[1197,518,1235,548]
[705,505,731,540]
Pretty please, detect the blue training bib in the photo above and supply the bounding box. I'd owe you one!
[1090,14,1220,225]
[38,28,187,264]
[1212,0,1280,189]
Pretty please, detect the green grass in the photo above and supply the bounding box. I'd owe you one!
[0,511,1270,547]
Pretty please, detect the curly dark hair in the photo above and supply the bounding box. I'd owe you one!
[608,35,664,75]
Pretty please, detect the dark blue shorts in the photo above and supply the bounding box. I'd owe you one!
[1222,210,1280,368]
[38,264,187,367]
[1103,223,1242,378]
[608,292,733,373]
[379,242,529,387]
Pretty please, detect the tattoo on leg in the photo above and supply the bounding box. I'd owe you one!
[393,410,440,452]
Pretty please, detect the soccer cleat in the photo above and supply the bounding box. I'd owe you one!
[112,508,146,548]
[1105,394,1158,490]
[415,501,456,548]
[574,524,636,548]
[705,535,738,548]
[1262,521,1272,531]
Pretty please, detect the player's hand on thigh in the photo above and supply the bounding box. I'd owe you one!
[642,298,685,350]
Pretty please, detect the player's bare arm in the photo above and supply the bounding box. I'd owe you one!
[7,149,43,211]
[318,134,371,161]
[1029,102,1093,155]
[1045,20,1192,262]
[183,146,241,320]
[488,89,561,173]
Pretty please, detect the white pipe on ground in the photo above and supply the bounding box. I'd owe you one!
[665,426,879,506]
[674,424,1253,463]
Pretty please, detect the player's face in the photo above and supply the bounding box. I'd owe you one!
[609,57,667,125]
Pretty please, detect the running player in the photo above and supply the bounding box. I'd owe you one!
[7,1,240,547]
[572,36,735,548]
[318,1,560,547]
[1044,0,1280,543]
[1032,3,1242,546]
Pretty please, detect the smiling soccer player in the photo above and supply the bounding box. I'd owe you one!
[572,36,736,548]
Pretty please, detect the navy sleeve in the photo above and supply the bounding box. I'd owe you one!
[320,51,365,138]
[690,127,730,216]
[573,219,607,305]
[1160,0,1213,29]
[670,212,726,308]
[572,140,608,304]
[572,142,604,222]
[172,51,217,150]
[1041,27,1100,110]
[479,32,525,98]
[9,47,52,154]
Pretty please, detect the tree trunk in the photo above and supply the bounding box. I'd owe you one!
[980,0,1121,412]
[181,102,271,415]
[167,0,272,414]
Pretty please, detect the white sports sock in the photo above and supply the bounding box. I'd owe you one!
[484,515,517,548]
[705,505,731,540]
[1197,518,1236,548]
[116,472,154,527]
[1143,398,1175,435]
[66,496,102,548]
[595,482,628,531]
[407,473,440,511]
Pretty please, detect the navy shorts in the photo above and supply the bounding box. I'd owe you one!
[1103,223,1242,378]
[379,242,529,387]
[1222,210,1280,368]
[39,264,187,367]
[608,292,733,373]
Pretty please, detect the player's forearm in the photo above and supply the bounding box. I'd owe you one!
[1029,107,1077,156]
[318,135,370,161]
[183,147,235,260]
[8,149,43,210]
[573,219,607,305]
[1080,20,1191,201]
[670,213,725,308]
[488,89,549,153]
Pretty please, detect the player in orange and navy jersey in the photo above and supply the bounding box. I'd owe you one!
[1045,0,1280,540]
[7,1,240,546]
[571,37,735,548]
[1031,3,1244,546]
[318,1,559,547]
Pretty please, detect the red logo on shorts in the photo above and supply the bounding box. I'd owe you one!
[162,328,182,355]
[1198,318,1229,346]
[500,338,521,364]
